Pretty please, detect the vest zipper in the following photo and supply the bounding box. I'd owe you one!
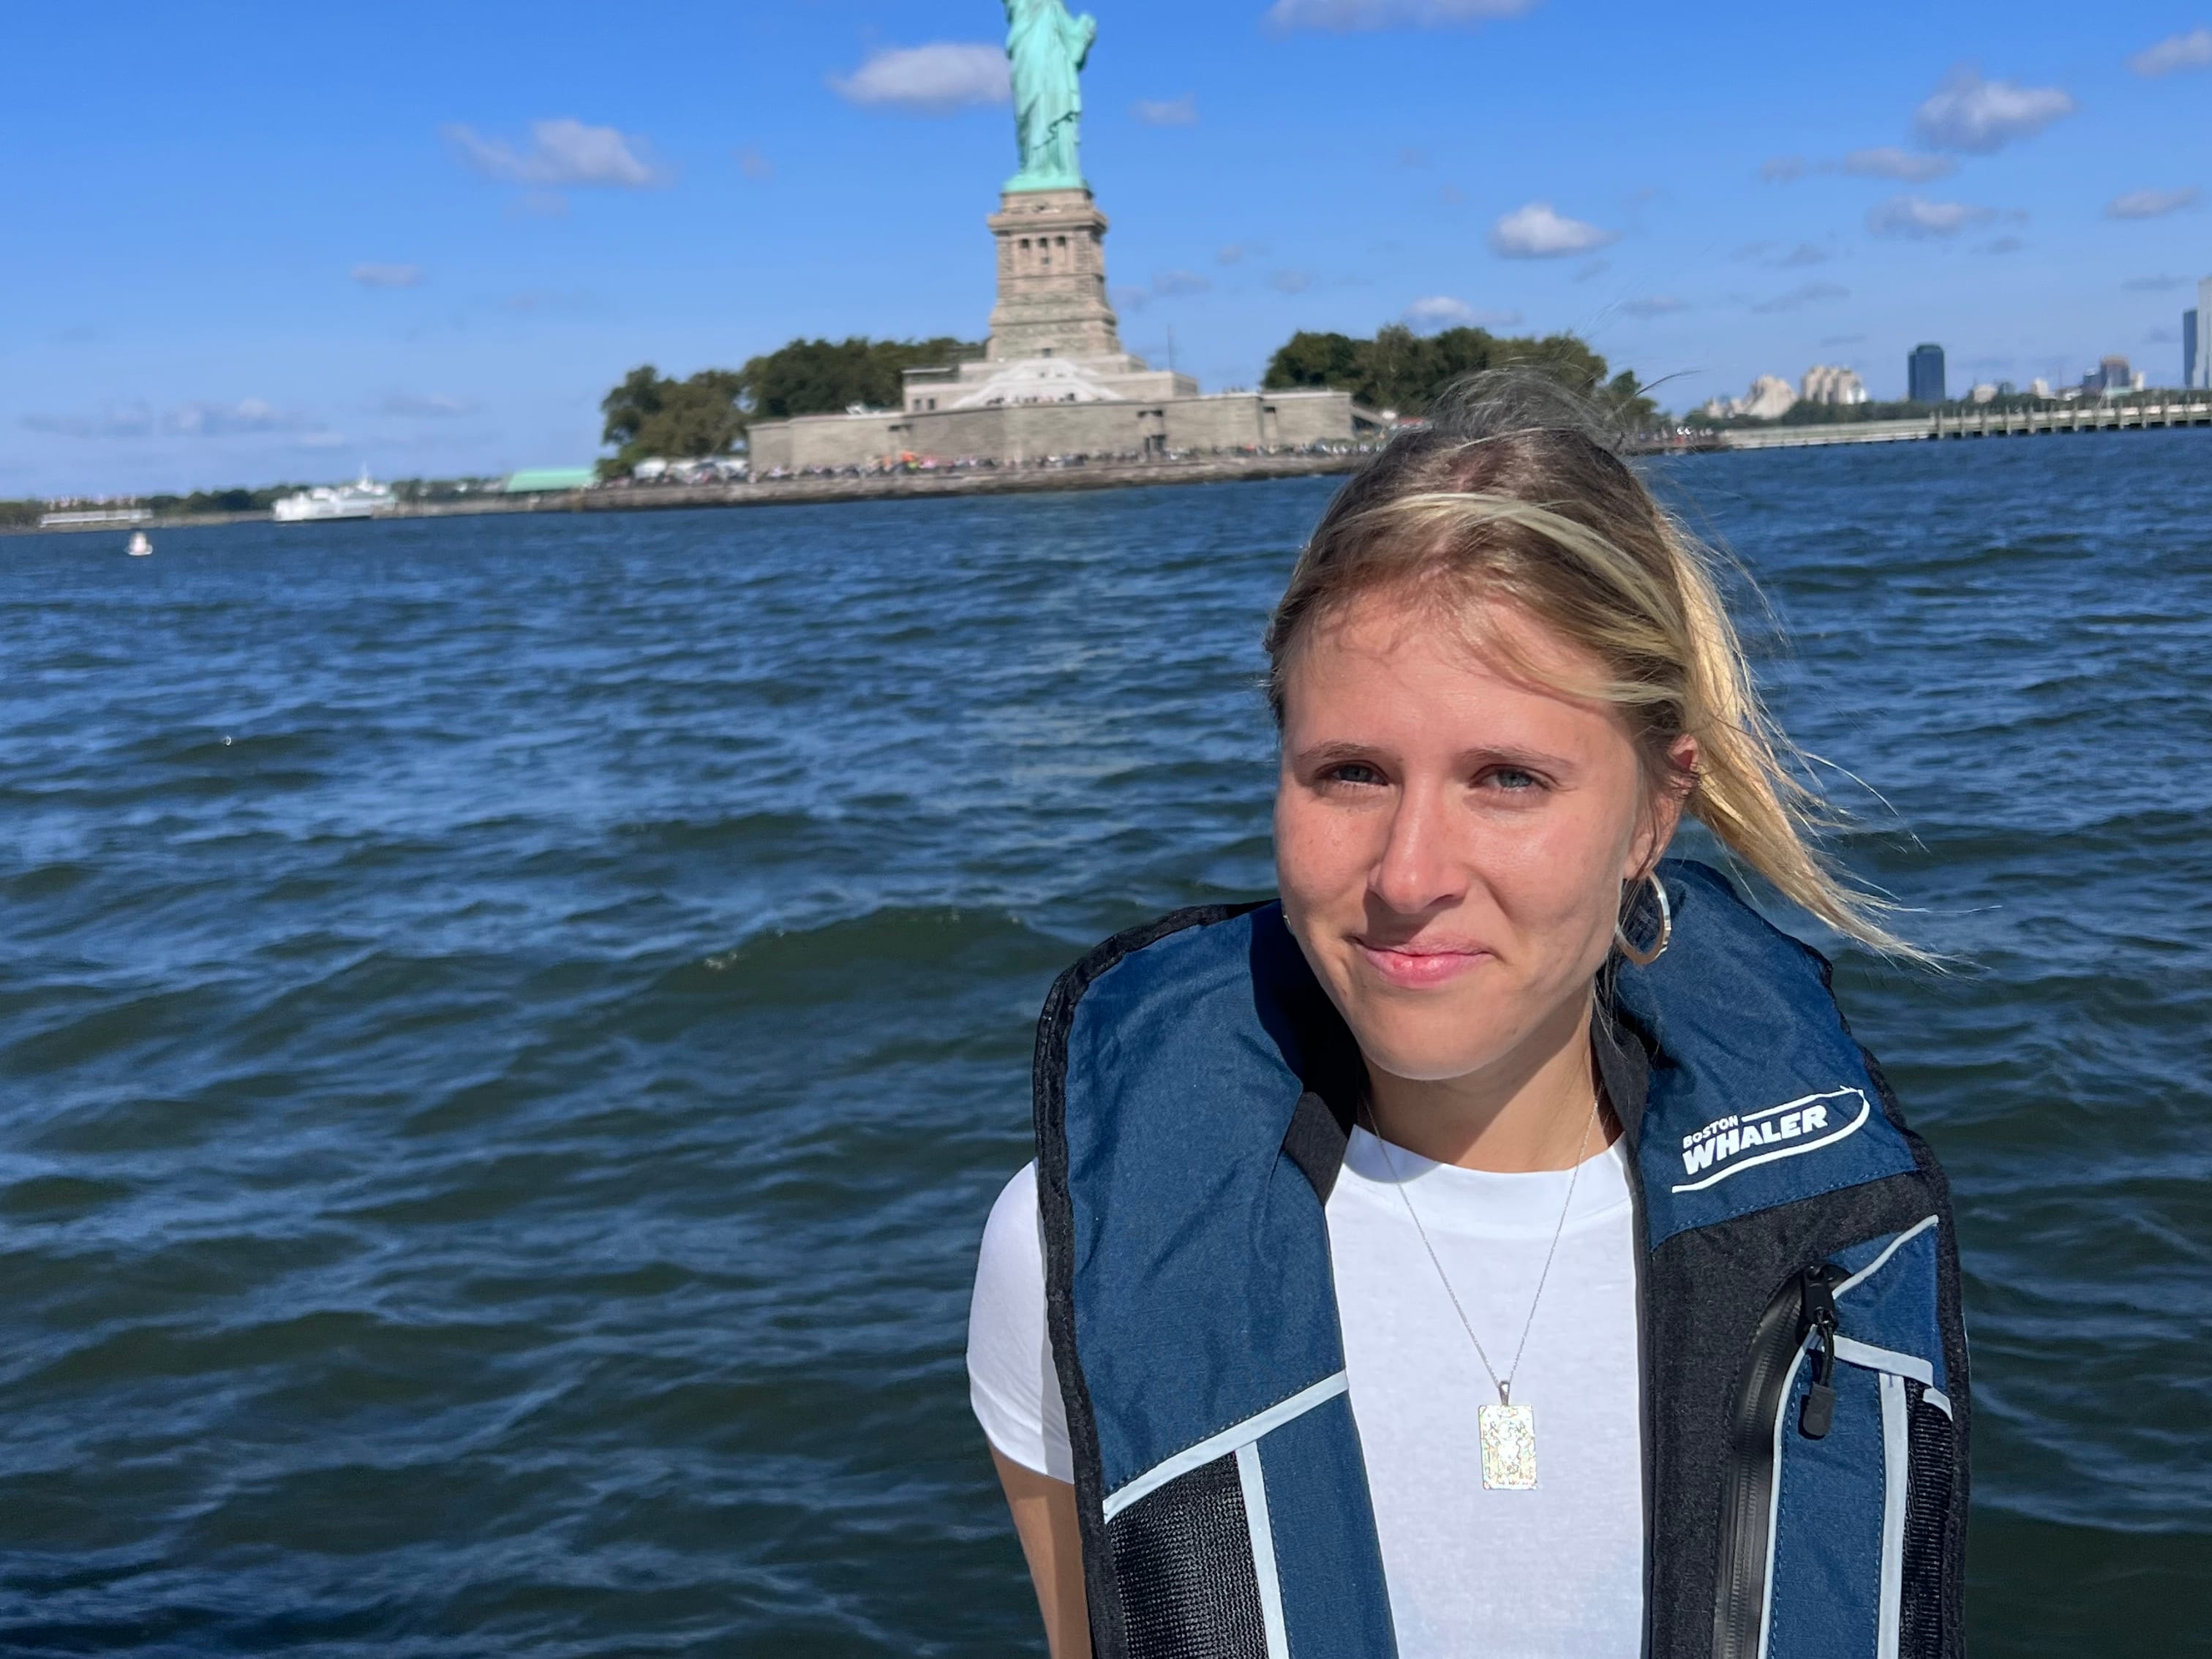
[1710,1263,1840,1659]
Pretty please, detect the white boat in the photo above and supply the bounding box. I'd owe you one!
[127,531,153,557]
[271,467,396,524]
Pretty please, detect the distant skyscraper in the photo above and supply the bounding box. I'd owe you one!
[2198,276,2212,387]
[2187,309,2200,391]
[1908,342,1946,404]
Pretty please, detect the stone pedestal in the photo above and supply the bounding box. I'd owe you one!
[985,188,1124,363]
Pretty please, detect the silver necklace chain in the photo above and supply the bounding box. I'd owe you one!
[1363,1090,1600,1407]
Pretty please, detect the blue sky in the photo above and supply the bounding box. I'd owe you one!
[5,0,2209,494]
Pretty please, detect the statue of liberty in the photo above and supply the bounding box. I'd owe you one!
[1004,0,1097,192]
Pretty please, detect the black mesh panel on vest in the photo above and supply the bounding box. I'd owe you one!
[1898,1379,1955,1659]
[1105,1453,1269,1659]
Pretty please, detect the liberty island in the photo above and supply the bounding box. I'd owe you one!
[744,3,1382,473]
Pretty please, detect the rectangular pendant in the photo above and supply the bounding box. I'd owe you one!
[1479,1402,1538,1490]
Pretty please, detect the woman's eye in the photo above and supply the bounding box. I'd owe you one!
[1486,767,1542,792]
[1323,762,1386,787]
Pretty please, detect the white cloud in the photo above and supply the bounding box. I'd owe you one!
[1266,0,1538,29]
[1737,241,1831,268]
[1979,234,2026,255]
[1867,195,1998,238]
[1911,67,2075,154]
[737,146,775,181]
[1402,295,1521,331]
[165,398,317,437]
[2107,187,2200,220]
[2123,274,2188,291]
[22,403,154,439]
[1759,156,1806,184]
[1621,296,1688,318]
[26,398,335,442]
[830,43,1008,112]
[378,393,476,418]
[1152,269,1212,297]
[351,263,424,288]
[2130,28,2212,77]
[1133,94,1198,127]
[1840,147,1956,182]
[1489,201,1618,258]
[1111,285,1151,313]
[445,118,669,187]
[1752,281,1851,314]
[1269,269,1314,294]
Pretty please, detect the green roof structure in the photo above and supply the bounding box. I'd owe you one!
[502,467,596,494]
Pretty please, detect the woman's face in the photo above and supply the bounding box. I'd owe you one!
[1274,588,1680,1086]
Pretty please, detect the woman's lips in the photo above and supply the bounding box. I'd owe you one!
[1353,939,1490,988]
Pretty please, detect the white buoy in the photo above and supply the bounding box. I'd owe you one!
[127,531,153,557]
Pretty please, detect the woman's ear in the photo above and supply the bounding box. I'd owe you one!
[1628,734,1699,879]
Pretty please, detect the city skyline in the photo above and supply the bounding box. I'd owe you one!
[5,1,2210,494]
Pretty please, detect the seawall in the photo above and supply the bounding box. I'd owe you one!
[10,451,1371,536]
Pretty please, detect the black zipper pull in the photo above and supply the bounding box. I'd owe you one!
[1799,1267,1840,1440]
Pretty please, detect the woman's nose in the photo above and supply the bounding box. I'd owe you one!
[1370,784,1467,916]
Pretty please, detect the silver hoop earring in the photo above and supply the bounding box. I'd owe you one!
[1615,870,1672,967]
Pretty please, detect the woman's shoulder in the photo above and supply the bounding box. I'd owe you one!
[979,1160,1042,1267]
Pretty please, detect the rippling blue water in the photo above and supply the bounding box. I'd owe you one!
[2,433,2206,1655]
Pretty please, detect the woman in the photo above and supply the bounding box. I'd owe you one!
[968,378,1968,1659]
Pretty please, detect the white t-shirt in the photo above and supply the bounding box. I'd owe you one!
[968,1128,1644,1659]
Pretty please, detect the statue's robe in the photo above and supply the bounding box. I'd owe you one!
[1007,1,1095,184]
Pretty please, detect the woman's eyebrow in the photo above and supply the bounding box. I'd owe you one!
[1291,739,1579,775]
[1456,742,1577,773]
[1291,740,1393,770]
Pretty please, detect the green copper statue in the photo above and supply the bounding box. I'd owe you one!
[1004,0,1096,192]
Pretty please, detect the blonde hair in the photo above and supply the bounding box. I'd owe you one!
[1264,372,1917,959]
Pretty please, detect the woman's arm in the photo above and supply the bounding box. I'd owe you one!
[991,1448,1091,1659]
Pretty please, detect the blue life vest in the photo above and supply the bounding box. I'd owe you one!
[1032,859,1969,1659]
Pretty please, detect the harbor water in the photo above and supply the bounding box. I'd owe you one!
[2,433,2207,1655]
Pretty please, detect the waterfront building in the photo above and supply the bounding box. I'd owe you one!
[2186,309,2199,391]
[746,14,1376,473]
[1799,364,1869,406]
[2082,356,2134,396]
[1908,343,1946,405]
[1698,375,1799,421]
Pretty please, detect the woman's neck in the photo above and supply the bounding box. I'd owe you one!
[1363,990,1610,1173]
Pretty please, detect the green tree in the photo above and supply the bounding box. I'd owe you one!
[601,365,670,450]
[596,336,984,475]
[1359,323,1429,414]
[598,366,748,474]
[1263,322,1660,432]
[1263,331,1365,392]
[744,335,980,419]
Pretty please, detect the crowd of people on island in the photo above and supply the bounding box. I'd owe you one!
[600,438,1385,489]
